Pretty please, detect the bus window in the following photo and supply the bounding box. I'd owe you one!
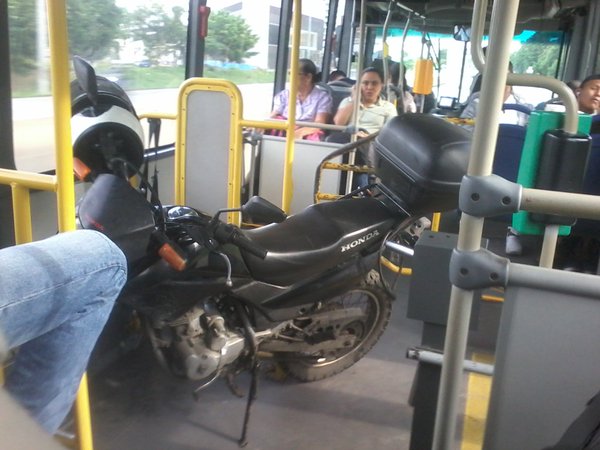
[8,0,347,174]
[207,1,346,121]
[9,0,188,173]
[510,30,565,108]
[367,27,566,112]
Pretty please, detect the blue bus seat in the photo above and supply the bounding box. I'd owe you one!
[590,113,600,134]
[572,132,600,234]
[582,134,600,195]
[489,123,527,225]
[490,104,532,225]
[493,123,527,183]
[329,84,353,114]
[502,102,533,116]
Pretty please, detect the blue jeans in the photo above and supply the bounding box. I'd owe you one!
[0,230,126,433]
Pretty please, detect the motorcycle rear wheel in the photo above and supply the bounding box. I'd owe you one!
[281,285,392,382]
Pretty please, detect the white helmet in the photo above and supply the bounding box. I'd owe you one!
[71,75,144,177]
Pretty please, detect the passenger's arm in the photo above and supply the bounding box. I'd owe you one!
[270,90,286,119]
[295,117,327,138]
[460,95,479,120]
[404,92,417,113]
[313,91,333,124]
[334,98,354,126]
[294,92,332,139]
[314,111,331,124]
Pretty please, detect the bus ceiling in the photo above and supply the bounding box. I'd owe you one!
[360,0,589,34]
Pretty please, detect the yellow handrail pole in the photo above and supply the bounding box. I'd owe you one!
[0,168,57,190]
[47,1,93,449]
[174,78,245,227]
[74,373,93,449]
[0,168,57,242]
[11,184,33,244]
[432,212,441,232]
[380,255,413,276]
[174,82,188,205]
[47,0,75,232]
[239,119,288,131]
[281,0,302,213]
[226,87,244,225]
[138,112,177,121]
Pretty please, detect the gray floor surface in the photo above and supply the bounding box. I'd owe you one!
[88,278,427,450]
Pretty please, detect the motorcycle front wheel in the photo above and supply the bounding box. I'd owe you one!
[280,285,392,382]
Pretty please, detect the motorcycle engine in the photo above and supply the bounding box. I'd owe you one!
[147,303,245,380]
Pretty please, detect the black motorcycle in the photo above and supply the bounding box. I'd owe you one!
[70,57,471,446]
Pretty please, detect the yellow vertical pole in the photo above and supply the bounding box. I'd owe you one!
[432,212,441,232]
[74,373,94,450]
[46,0,75,232]
[174,86,187,206]
[46,1,93,449]
[281,0,302,213]
[11,185,33,245]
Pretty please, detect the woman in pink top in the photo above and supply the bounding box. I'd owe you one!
[270,59,333,140]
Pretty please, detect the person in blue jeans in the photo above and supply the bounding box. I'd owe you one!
[0,229,127,433]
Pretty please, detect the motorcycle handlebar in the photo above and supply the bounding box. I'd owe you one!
[213,223,267,259]
[231,232,268,259]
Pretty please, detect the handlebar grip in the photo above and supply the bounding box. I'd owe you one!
[158,242,187,271]
[153,230,187,271]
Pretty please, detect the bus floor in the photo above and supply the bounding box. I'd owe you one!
[85,273,502,450]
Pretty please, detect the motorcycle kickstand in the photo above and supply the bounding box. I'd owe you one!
[238,357,258,448]
[234,300,259,448]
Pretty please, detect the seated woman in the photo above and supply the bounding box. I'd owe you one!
[332,67,398,187]
[333,67,398,138]
[270,58,333,140]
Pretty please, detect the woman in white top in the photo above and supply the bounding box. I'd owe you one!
[334,67,398,137]
[333,67,398,188]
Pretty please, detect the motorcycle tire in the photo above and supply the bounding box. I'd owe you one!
[281,284,392,382]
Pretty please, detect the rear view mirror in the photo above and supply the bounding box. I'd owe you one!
[453,25,471,42]
[242,196,287,225]
[73,55,99,108]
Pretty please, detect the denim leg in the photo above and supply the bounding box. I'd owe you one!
[0,230,127,433]
[354,173,370,189]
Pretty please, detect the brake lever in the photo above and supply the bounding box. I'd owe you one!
[214,252,233,287]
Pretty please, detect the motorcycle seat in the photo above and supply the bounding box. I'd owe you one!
[241,197,397,285]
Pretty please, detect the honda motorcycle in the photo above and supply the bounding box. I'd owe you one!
[70,57,471,445]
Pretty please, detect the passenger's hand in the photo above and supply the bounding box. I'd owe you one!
[294,127,319,139]
[350,85,360,103]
